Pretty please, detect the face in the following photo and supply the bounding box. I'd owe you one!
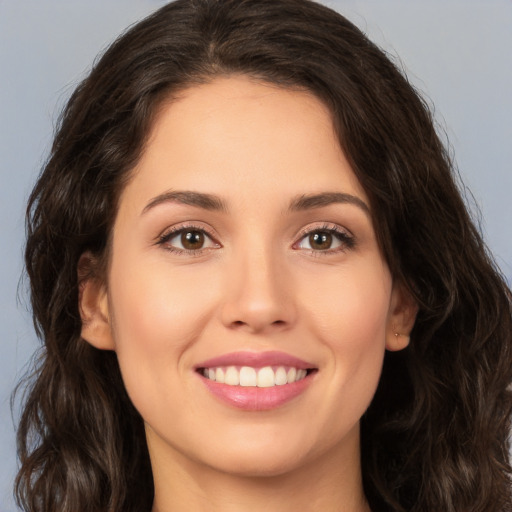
[81,76,415,481]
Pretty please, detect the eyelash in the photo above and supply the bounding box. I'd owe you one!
[293,223,356,255]
[156,223,355,255]
[156,223,220,256]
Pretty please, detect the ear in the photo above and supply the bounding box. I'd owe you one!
[78,253,115,350]
[385,281,418,352]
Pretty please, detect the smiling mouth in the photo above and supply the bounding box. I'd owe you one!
[196,352,317,410]
[197,366,316,387]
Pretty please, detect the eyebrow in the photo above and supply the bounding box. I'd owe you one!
[289,192,370,216]
[142,190,370,217]
[142,190,228,215]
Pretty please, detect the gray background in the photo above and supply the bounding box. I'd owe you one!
[1,1,511,510]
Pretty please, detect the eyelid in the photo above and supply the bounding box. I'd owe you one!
[156,222,221,253]
[292,222,356,252]
[154,221,354,255]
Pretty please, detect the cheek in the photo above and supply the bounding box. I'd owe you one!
[106,253,219,413]
[300,259,391,406]
[302,258,392,342]
[109,250,219,350]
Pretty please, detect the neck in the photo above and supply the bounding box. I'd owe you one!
[149,428,371,512]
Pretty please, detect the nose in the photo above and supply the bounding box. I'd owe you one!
[220,245,296,335]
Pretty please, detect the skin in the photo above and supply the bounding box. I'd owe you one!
[80,75,417,512]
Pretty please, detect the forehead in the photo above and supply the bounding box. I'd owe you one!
[122,75,368,211]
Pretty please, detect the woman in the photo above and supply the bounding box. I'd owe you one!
[16,0,512,511]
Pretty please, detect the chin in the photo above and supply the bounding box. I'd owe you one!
[193,426,338,479]
[207,449,308,479]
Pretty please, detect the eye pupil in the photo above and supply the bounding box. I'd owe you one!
[181,230,205,250]
[310,231,332,250]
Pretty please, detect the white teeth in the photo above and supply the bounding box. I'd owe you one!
[224,366,240,385]
[275,366,287,386]
[240,366,257,386]
[215,367,225,384]
[257,366,275,387]
[202,365,310,387]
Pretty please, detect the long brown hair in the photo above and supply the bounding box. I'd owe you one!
[16,1,512,511]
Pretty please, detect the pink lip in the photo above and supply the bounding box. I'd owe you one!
[195,351,317,411]
[195,350,314,370]
[200,376,313,411]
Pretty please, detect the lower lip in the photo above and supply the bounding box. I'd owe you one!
[199,373,314,411]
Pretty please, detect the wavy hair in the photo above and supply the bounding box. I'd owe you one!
[16,0,512,511]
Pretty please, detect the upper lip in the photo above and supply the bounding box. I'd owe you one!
[195,350,315,370]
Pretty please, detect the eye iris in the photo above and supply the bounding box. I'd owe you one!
[309,231,332,250]
[181,230,205,250]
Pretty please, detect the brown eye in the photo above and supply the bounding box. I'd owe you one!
[181,230,205,250]
[159,227,219,253]
[309,231,333,250]
[295,226,354,253]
